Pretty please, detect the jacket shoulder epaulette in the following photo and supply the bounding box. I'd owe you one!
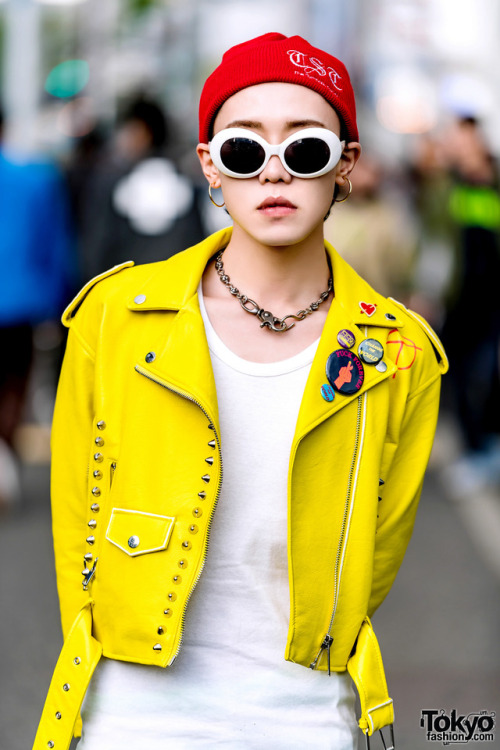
[62,261,135,327]
[388,297,449,374]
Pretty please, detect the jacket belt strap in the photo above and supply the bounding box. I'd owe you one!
[33,600,102,750]
[34,607,391,746]
[347,616,395,737]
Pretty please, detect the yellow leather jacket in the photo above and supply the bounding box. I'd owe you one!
[35,227,447,749]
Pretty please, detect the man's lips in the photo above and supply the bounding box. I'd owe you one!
[257,196,297,212]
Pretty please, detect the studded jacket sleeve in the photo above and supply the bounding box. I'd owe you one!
[51,312,97,638]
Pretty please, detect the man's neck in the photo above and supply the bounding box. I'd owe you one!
[201,224,333,363]
[219,224,331,314]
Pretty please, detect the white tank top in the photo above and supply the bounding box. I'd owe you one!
[77,286,358,750]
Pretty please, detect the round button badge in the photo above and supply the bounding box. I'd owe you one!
[337,329,356,349]
[320,383,335,402]
[358,338,384,365]
[326,350,364,395]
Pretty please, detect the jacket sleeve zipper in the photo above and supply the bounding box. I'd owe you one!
[310,392,365,672]
[82,557,98,590]
[134,364,223,665]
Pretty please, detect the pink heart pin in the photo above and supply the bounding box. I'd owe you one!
[359,301,377,317]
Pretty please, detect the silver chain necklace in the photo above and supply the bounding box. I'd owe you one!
[214,250,333,333]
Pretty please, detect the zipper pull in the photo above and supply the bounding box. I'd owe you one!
[323,634,333,675]
[309,634,334,674]
[82,557,98,590]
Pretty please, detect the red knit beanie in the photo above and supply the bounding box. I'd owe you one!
[198,32,358,144]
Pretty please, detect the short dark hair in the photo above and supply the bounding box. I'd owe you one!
[120,96,169,149]
[458,115,479,128]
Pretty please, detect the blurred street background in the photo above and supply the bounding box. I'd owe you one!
[0,0,500,748]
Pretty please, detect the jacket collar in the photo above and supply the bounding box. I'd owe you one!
[127,228,233,313]
[127,226,405,328]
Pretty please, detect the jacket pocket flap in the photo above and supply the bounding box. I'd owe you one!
[106,508,176,557]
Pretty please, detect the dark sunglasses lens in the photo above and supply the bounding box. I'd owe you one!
[220,138,266,174]
[285,138,331,174]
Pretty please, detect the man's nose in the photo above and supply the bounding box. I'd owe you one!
[258,154,292,183]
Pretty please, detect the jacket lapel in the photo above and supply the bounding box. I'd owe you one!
[128,228,233,428]
[294,243,403,440]
[139,295,220,427]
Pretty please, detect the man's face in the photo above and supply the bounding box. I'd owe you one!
[198,82,355,250]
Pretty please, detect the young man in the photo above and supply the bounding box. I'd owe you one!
[34,33,447,750]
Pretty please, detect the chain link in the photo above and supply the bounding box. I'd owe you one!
[215,250,333,332]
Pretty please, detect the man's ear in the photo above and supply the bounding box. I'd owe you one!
[335,141,361,186]
[196,143,221,188]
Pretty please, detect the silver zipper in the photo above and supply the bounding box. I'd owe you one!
[310,393,365,672]
[134,364,223,665]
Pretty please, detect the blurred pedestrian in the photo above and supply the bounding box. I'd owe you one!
[439,117,500,491]
[408,134,454,328]
[35,34,447,750]
[0,109,74,510]
[67,95,205,281]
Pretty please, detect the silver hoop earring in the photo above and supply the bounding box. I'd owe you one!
[334,177,352,204]
[208,184,225,208]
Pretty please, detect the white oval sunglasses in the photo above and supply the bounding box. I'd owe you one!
[209,127,345,179]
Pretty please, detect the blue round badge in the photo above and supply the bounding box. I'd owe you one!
[320,383,335,402]
[337,329,356,349]
[326,350,365,395]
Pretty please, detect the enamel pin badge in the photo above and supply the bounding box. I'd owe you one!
[359,301,377,317]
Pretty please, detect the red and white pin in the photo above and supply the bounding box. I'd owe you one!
[359,301,377,317]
